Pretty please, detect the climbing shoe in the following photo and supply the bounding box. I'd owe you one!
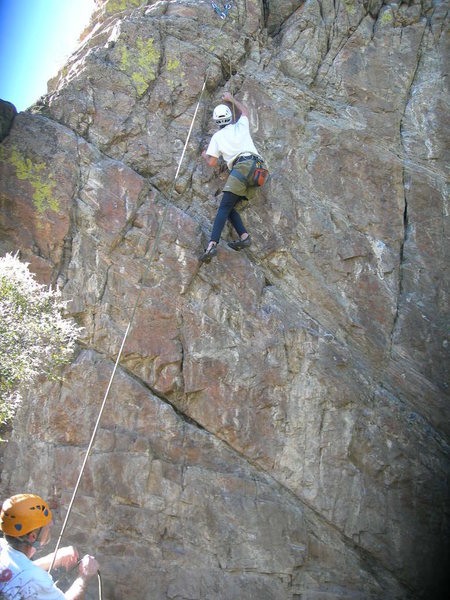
[227,236,252,251]
[199,243,217,264]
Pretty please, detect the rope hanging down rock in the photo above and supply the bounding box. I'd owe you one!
[48,0,235,580]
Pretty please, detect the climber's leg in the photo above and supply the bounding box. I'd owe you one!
[210,191,243,242]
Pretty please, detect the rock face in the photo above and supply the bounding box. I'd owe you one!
[0,1,448,598]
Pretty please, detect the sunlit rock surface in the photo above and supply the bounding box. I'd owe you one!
[0,1,448,598]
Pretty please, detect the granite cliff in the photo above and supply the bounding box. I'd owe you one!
[0,1,448,598]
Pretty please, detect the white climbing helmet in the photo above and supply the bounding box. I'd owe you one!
[213,104,232,126]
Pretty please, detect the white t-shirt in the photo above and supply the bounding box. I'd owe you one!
[0,538,65,599]
[206,115,260,169]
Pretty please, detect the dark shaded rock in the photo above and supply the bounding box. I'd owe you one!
[0,99,17,142]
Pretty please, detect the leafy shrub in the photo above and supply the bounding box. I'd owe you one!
[0,253,82,429]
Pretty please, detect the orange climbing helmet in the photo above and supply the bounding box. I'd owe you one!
[0,494,52,537]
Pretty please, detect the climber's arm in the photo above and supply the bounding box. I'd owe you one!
[202,150,219,167]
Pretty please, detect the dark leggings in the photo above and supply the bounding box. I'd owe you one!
[210,191,247,243]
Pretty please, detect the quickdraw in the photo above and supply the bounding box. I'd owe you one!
[211,1,233,19]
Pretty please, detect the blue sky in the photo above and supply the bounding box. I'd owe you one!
[0,0,95,112]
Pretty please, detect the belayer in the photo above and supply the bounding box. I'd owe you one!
[0,493,99,599]
[200,92,268,263]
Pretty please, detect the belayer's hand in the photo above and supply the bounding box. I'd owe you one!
[56,545,79,571]
[78,554,99,580]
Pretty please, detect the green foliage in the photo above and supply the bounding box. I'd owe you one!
[0,253,82,429]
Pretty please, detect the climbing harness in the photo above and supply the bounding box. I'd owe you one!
[47,0,235,585]
[211,1,232,19]
[231,155,270,187]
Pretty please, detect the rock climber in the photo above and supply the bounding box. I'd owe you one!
[0,493,99,599]
[200,92,266,263]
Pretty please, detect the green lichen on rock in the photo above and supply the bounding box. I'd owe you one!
[380,10,393,25]
[343,0,357,15]
[1,147,58,215]
[106,0,142,14]
[117,36,160,96]
[120,41,129,71]
[166,57,184,91]
[167,58,180,72]
[135,37,160,93]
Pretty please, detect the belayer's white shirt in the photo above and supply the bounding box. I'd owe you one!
[206,115,260,169]
[0,538,65,599]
